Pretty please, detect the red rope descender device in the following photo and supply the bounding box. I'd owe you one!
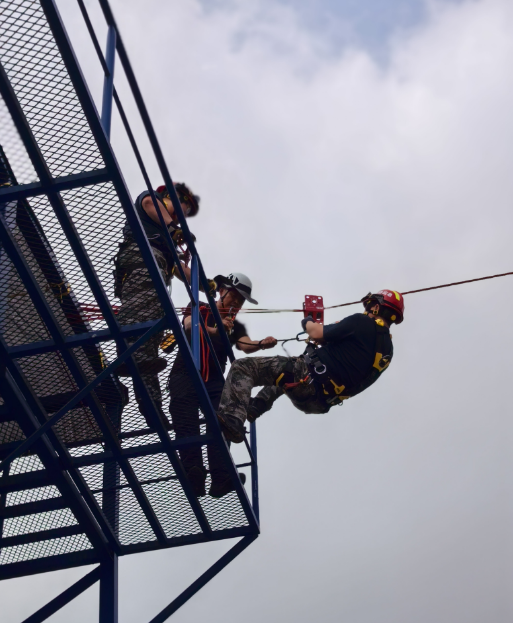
[303,295,324,324]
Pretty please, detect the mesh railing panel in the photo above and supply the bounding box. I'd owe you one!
[0,96,38,184]
[0,0,104,177]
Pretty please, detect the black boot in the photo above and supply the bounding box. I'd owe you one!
[247,397,268,423]
[138,399,172,431]
[186,465,207,497]
[217,413,246,443]
[209,472,246,499]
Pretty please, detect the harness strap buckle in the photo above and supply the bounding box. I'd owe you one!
[313,362,326,375]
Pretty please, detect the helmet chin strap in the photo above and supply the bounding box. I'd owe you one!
[219,291,228,313]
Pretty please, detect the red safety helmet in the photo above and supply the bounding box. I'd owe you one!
[156,183,200,217]
[361,289,405,324]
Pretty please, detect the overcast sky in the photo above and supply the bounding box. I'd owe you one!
[3,0,513,621]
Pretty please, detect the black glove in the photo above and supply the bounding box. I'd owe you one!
[301,315,314,331]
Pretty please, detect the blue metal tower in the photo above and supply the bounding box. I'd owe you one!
[0,1,259,620]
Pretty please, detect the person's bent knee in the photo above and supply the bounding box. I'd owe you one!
[231,358,250,372]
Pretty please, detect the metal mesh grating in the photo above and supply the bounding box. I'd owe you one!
[60,183,126,309]
[8,455,44,476]
[0,96,38,184]
[6,485,60,507]
[0,533,92,565]
[201,468,250,532]
[3,508,77,538]
[143,479,202,539]
[130,454,201,538]
[118,487,155,545]
[0,0,104,177]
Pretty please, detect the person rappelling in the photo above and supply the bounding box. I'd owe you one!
[113,182,200,430]
[216,290,405,443]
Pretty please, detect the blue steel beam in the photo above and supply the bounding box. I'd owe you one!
[41,0,211,533]
[0,168,110,202]
[99,555,118,623]
[0,525,256,582]
[120,525,256,556]
[249,422,260,522]
[0,426,209,470]
[0,496,68,518]
[0,470,51,493]
[22,566,101,623]
[101,25,116,138]
[191,255,200,369]
[0,550,101,582]
[6,319,163,359]
[0,525,84,549]
[0,463,9,562]
[148,535,258,623]
[69,435,214,468]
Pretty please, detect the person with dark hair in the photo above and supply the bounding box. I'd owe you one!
[168,273,278,498]
[114,183,200,430]
[216,290,405,443]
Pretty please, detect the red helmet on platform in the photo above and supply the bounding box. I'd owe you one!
[156,183,200,217]
[361,289,405,324]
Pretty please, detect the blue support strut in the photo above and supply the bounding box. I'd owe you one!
[101,25,116,138]
[99,555,118,623]
[249,422,259,522]
[191,255,201,369]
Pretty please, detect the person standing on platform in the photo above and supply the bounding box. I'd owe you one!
[114,183,200,430]
[168,273,278,498]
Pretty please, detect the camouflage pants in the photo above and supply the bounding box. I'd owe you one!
[115,242,170,402]
[217,356,330,425]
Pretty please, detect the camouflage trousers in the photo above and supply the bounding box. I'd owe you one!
[217,356,330,425]
[115,242,170,403]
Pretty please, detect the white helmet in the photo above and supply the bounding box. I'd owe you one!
[213,272,258,305]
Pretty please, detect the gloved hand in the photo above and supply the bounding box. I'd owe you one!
[301,315,314,331]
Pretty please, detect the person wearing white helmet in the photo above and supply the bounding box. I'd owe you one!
[168,272,277,498]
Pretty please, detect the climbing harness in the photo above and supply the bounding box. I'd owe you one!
[303,316,392,406]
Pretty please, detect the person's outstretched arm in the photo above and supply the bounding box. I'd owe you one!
[236,335,277,354]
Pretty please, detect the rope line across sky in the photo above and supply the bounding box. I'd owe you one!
[79,270,513,320]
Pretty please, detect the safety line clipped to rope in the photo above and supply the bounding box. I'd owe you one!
[79,270,513,322]
[232,270,513,314]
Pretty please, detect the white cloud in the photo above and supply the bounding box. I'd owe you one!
[5,0,513,621]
